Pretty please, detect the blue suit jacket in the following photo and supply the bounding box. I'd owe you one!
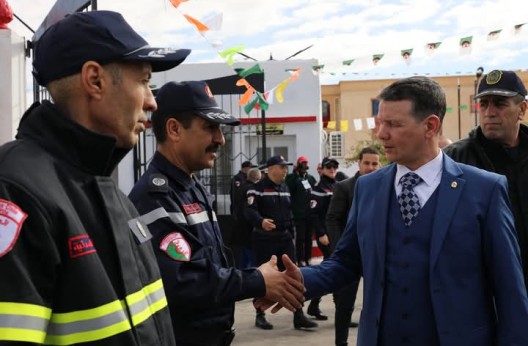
[302,155,528,346]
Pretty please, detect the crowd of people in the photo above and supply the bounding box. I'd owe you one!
[1,9,528,346]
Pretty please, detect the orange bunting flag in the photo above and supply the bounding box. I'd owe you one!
[184,14,209,32]
[169,0,189,8]
[236,79,254,105]
[288,68,301,81]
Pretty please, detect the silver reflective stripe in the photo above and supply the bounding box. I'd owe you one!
[261,191,291,197]
[0,313,48,332]
[46,308,128,335]
[311,190,333,197]
[140,207,186,225]
[140,207,216,227]
[186,211,211,226]
[128,283,165,319]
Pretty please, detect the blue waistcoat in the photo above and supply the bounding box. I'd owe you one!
[379,187,440,346]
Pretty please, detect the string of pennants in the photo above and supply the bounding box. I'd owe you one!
[169,0,301,114]
[312,23,527,76]
[331,103,473,133]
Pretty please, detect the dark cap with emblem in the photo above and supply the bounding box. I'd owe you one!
[321,157,339,167]
[154,81,241,125]
[265,155,293,168]
[476,70,527,98]
[241,160,257,168]
[33,11,191,86]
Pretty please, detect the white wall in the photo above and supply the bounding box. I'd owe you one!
[0,29,26,145]
[118,59,323,192]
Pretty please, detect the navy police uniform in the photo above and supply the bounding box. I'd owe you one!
[310,174,337,259]
[0,102,175,345]
[244,175,296,268]
[129,152,266,346]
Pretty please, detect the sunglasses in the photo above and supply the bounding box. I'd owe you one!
[324,164,338,169]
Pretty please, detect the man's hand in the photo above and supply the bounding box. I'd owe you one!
[261,219,276,231]
[255,254,305,313]
[318,234,329,246]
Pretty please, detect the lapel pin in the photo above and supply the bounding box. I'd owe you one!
[451,181,458,189]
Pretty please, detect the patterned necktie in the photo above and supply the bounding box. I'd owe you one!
[398,172,422,226]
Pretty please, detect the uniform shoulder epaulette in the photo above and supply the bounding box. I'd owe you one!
[148,173,169,193]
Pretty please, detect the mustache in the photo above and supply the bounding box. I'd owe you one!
[206,144,221,153]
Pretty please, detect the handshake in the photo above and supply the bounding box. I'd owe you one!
[254,254,305,313]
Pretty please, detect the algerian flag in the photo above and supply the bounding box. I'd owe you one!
[372,54,384,65]
[401,49,413,65]
[459,36,473,55]
[425,42,441,56]
[487,29,501,41]
[342,59,355,66]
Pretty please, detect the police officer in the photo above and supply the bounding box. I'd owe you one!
[285,156,317,267]
[306,157,339,321]
[129,81,304,346]
[230,160,258,268]
[245,155,318,330]
[0,11,189,345]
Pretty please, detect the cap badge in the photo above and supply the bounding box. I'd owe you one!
[486,70,502,85]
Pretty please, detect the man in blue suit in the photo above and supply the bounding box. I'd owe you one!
[261,76,528,345]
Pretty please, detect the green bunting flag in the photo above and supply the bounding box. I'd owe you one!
[237,64,264,78]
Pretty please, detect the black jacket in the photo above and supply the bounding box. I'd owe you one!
[129,152,264,344]
[444,125,528,289]
[0,101,175,345]
[310,175,336,238]
[245,176,295,237]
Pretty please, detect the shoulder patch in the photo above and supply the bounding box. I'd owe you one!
[0,199,27,258]
[160,232,191,262]
[68,234,96,258]
[149,173,169,193]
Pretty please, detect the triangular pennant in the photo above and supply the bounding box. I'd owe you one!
[183,14,209,32]
[514,23,526,35]
[275,80,290,103]
[401,49,413,65]
[459,36,473,55]
[372,54,384,65]
[342,59,354,66]
[202,11,223,31]
[237,64,264,78]
[256,92,269,111]
[244,97,258,114]
[487,29,501,41]
[219,45,245,66]
[169,0,189,8]
[425,42,442,56]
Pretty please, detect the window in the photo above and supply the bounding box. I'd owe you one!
[371,99,380,116]
[322,100,330,125]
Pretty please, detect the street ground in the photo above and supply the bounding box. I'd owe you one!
[232,267,363,346]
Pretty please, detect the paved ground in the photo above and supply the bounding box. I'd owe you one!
[232,269,363,346]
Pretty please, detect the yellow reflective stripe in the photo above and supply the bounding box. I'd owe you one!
[126,279,168,326]
[0,302,52,319]
[49,300,125,323]
[0,302,51,343]
[0,328,46,343]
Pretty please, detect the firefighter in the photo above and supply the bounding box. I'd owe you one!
[0,11,190,344]
[245,155,318,330]
[129,81,304,346]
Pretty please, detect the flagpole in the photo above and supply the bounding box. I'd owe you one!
[457,78,461,139]
[261,73,267,162]
[474,67,484,127]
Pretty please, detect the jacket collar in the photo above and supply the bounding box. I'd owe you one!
[16,101,129,176]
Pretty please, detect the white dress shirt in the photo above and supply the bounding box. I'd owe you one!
[394,150,443,207]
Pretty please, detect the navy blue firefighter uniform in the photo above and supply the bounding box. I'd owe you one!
[129,152,265,346]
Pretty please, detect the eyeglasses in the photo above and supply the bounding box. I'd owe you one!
[324,164,338,169]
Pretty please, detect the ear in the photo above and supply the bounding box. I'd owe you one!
[424,114,441,139]
[519,100,527,121]
[166,118,183,141]
[80,61,105,100]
